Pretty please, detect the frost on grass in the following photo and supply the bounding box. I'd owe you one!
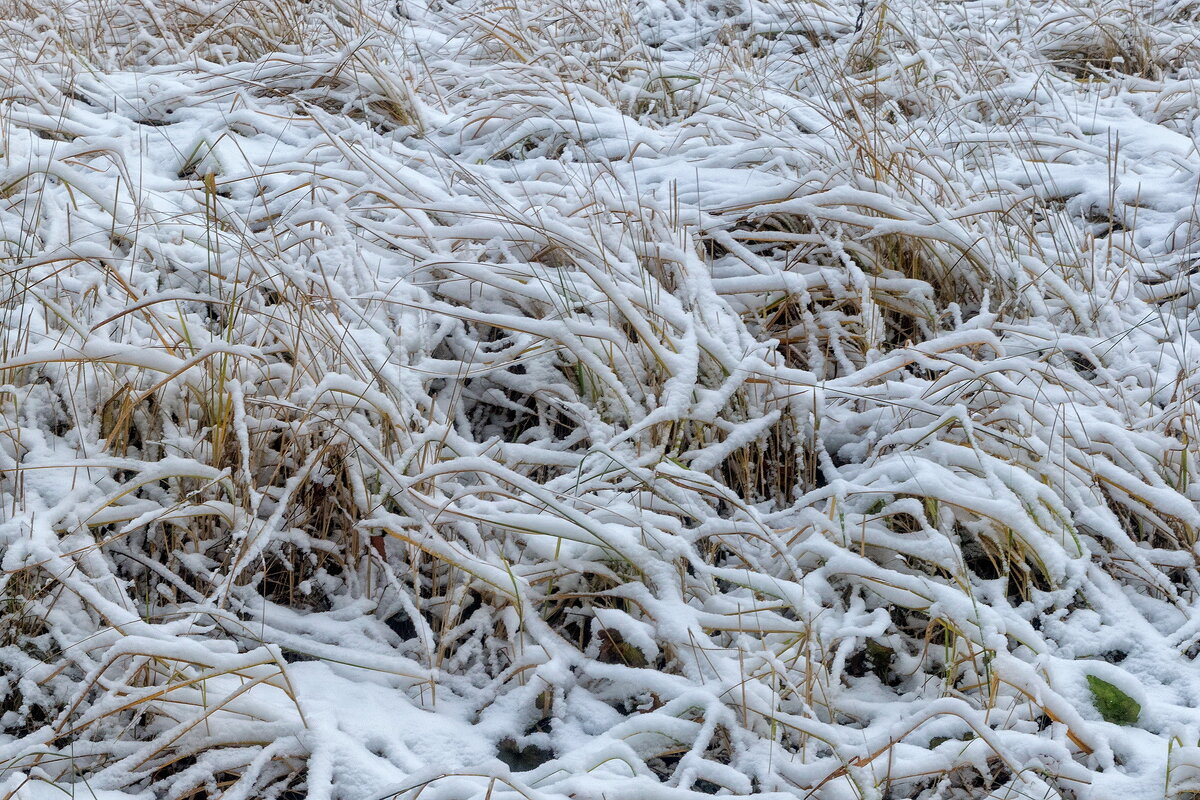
[2,0,1200,798]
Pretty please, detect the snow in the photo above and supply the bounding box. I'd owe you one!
[3,0,1200,798]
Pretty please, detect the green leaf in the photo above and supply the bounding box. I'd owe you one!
[865,639,894,683]
[1087,675,1140,725]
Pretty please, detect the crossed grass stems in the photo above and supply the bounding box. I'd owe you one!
[1,0,1199,798]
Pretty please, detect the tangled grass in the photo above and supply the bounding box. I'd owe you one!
[2,0,1200,798]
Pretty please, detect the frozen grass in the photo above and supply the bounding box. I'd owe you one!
[2,0,1200,798]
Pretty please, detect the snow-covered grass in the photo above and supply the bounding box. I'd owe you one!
[2,0,1200,798]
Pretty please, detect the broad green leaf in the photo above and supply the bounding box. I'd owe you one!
[1087,675,1140,726]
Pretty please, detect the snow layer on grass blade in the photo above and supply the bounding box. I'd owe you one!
[2,0,1200,798]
